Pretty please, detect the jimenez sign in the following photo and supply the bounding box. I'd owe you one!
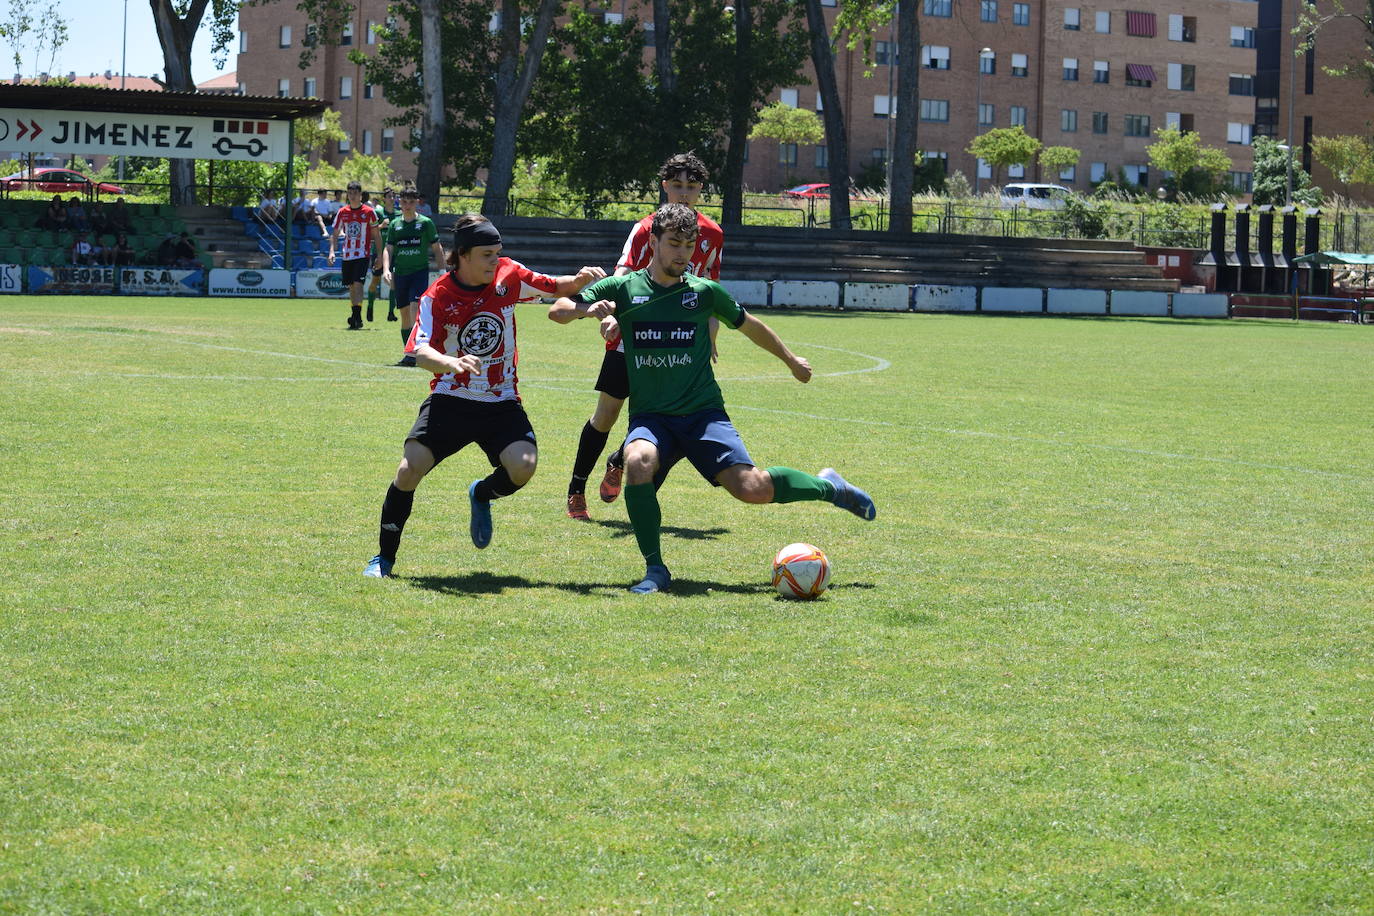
[0,109,291,162]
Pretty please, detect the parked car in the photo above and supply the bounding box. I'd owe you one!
[2,168,125,196]
[781,182,877,202]
[999,182,1071,210]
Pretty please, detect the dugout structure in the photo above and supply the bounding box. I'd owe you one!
[0,84,329,264]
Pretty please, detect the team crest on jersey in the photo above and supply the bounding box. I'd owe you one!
[495,284,508,297]
[681,291,699,310]
[460,314,504,356]
[700,239,711,252]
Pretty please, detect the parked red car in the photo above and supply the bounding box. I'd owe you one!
[3,168,125,196]
[781,182,876,202]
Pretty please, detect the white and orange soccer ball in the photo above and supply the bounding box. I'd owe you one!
[771,543,831,599]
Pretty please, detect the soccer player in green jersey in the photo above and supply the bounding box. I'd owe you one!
[550,204,876,594]
[381,188,445,367]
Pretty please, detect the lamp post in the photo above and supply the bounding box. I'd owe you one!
[118,0,128,183]
[974,47,993,193]
[1285,0,1298,205]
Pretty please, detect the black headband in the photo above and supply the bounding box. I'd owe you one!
[453,222,502,251]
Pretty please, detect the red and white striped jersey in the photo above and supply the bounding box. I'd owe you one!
[331,205,378,261]
[406,258,560,402]
[617,210,724,280]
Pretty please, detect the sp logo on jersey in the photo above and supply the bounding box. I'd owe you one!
[681,291,699,310]
[460,314,504,356]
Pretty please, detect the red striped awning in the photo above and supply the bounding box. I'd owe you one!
[1126,10,1157,36]
[1126,63,1157,82]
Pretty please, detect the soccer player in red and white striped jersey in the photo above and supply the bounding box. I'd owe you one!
[327,181,381,330]
[363,214,608,579]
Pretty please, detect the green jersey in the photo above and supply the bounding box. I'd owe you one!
[577,270,746,417]
[384,213,439,274]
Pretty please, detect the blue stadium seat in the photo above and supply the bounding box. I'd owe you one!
[313,255,330,268]
[296,238,315,254]
[270,254,284,269]
[231,206,250,221]
[304,225,324,241]
[292,255,308,270]
[243,222,261,237]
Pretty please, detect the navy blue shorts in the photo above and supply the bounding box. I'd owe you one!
[393,269,430,308]
[626,408,754,487]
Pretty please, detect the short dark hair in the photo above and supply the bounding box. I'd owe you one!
[651,203,699,240]
[659,151,709,185]
[346,181,362,192]
[399,187,420,200]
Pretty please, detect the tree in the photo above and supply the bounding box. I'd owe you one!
[1311,134,1374,197]
[1,0,67,78]
[1297,1,1374,95]
[967,127,1042,188]
[803,0,851,229]
[483,0,560,216]
[887,0,919,234]
[414,0,445,209]
[1038,146,1081,182]
[150,0,237,204]
[1251,135,1322,206]
[1144,126,1231,200]
[749,103,825,146]
[293,108,347,160]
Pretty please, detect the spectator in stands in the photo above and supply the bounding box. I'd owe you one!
[38,194,68,231]
[416,195,434,218]
[67,197,89,233]
[70,231,97,265]
[173,231,199,269]
[156,233,179,265]
[87,200,111,236]
[288,188,310,225]
[310,187,333,224]
[105,232,136,266]
[108,197,132,233]
[257,189,281,224]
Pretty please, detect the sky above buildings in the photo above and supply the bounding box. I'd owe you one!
[12,0,235,85]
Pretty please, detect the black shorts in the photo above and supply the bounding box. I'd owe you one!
[406,394,536,466]
[594,348,629,400]
[393,269,430,307]
[341,257,371,286]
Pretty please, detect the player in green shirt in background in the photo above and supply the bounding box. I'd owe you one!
[550,204,876,594]
[381,187,445,367]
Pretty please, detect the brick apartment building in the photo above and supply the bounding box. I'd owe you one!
[234,1,1371,201]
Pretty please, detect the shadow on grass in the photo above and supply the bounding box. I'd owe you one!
[592,519,731,541]
[405,572,773,597]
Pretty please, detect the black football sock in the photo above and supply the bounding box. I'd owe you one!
[350,304,362,326]
[608,446,625,470]
[400,326,410,347]
[378,483,416,562]
[474,466,522,502]
[569,421,610,495]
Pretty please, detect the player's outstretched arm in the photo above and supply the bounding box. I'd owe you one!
[738,313,811,383]
[548,296,615,324]
[550,265,607,297]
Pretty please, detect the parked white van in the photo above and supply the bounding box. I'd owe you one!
[999,183,1072,210]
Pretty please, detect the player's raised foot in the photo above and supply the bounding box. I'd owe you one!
[386,310,398,322]
[818,468,876,521]
[599,458,623,503]
[468,480,493,549]
[395,355,416,368]
[363,554,394,578]
[566,492,590,521]
[629,564,671,594]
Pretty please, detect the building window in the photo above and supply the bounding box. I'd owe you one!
[920,99,950,122]
[743,141,750,162]
[278,25,292,48]
[779,142,797,166]
[977,158,992,180]
[1012,3,1029,25]
[1092,111,1108,133]
[276,78,289,98]
[873,95,891,119]
[1167,63,1195,92]
[979,103,994,126]
[1011,53,1028,77]
[1060,165,1076,182]
[1008,163,1026,178]
[1229,73,1254,96]
[875,40,894,66]
[1064,7,1080,30]
[338,137,350,154]
[238,30,247,53]
[1093,60,1109,83]
[815,145,828,168]
[1168,14,1197,42]
[1063,58,1079,81]
[872,148,887,163]
[1010,105,1027,126]
[1231,26,1255,48]
[341,21,353,46]
[923,0,952,16]
[339,76,353,99]
[362,130,372,155]
[367,19,377,44]
[981,0,997,22]
[1227,122,1253,144]
[1061,109,1078,132]
[1125,114,1151,136]
[1125,64,1155,87]
[926,151,949,173]
[603,11,623,23]
[780,88,799,107]
[1091,161,1107,182]
[922,45,950,70]
[815,92,823,111]
[1126,11,1156,37]
[1124,164,1149,186]
[980,52,996,75]
[1229,171,1253,192]
[381,128,394,153]
[1096,11,1110,33]
[303,77,316,97]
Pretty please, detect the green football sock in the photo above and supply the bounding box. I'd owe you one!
[766,467,836,504]
[623,482,663,567]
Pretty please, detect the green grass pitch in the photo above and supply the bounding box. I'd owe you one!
[2,295,1372,913]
